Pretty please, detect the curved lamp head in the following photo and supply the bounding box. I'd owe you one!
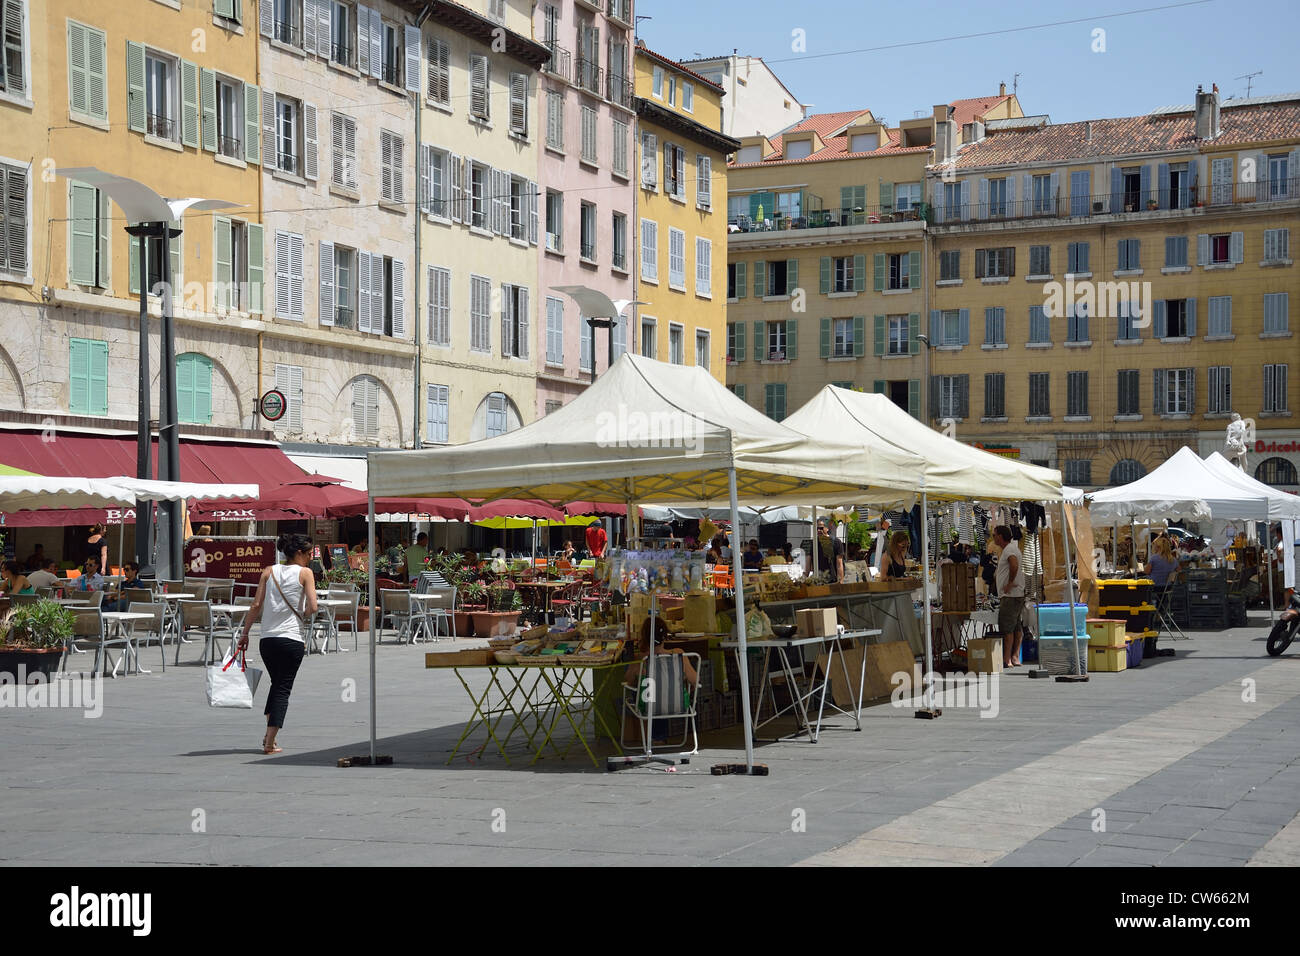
[54,167,242,225]
[549,285,646,319]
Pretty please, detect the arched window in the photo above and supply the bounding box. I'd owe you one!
[1109,458,1146,486]
[1255,456,1299,487]
[472,391,520,440]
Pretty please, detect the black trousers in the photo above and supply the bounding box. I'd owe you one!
[260,637,305,728]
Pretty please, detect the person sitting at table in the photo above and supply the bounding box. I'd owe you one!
[1,561,34,594]
[26,558,60,591]
[75,556,105,592]
[560,540,576,563]
[104,562,143,611]
[741,539,764,571]
[624,616,698,690]
[1145,535,1178,587]
[879,531,910,581]
[23,543,45,572]
[705,541,722,565]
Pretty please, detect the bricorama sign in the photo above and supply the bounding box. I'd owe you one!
[1256,439,1300,454]
[969,442,1020,459]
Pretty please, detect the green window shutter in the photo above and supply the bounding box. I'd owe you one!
[853,254,865,292]
[909,313,920,354]
[129,235,140,295]
[735,261,746,298]
[819,317,831,359]
[177,353,195,424]
[786,258,798,293]
[68,20,88,116]
[854,186,866,213]
[752,320,764,359]
[195,356,212,424]
[200,68,217,152]
[87,28,107,120]
[69,182,98,285]
[246,223,264,314]
[873,379,886,394]
[181,60,200,147]
[97,190,110,286]
[908,380,921,419]
[215,0,236,18]
[214,217,232,310]
[69,339,90,414]
[90,340,108,415]
[873,253,885,292]
[819,256,830,294]
[244,82,260,165]
[785,319,797,360]
[839,186,852,213]
[908,250,920,289]
[126,40,146,133]
[734,384,745,402]
[853,316,865,357]
[734,321,745,362]
[879,180,894,212]
[753,260,765,298]
[873,314,885,356]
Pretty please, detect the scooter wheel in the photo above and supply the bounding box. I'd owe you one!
[1266,618,1299,657]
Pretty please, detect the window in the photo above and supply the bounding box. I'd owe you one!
[640,318,656,359]
[1066,303,1089,343]
[943,181,962,218]
[128,216,182,296]
[1203,231,1241,266]
[1264,228,1290,263]
[612,118,629,177]
[984,372,1005,419]
[332,1,355,68]
[1067,370,1089,417]
[652,65,663,98]
[640,218,657,280]
[848,132,878,153]
[939,250,960,281]
[369,254,405,338]
[887,315,909,355]
[785,139,812,161]
[424,384,449,443]
[1028,372,1050,417]
[669,324,684,365]
[1264,364,1289,413]
[1257,457,1300,486]
[975,246,1014,278]
[145,52,177,140]
[666,74,676,107]
[331,112,356,188]
[269,93,317,179]
[984,307,1005,346]
[380,129,404,203]
[420,145,452,218]
[1165,236,1188,268]
[935,375,967,420]
[758,259,797,297]
[579,201,596,261]
[1119,167,1142,210]
[500,283,530,359]
[894,183,921,211]
[545,91,564,149]
[274,230,304,319]
[2,0,28,100]
[469,273,491,351]
[66,20,105,120]
[1110,459,1146,486]
[695,330,709,370]
[607,37,629,105]
[832,255,855,293]
[1154,367,1193,415]
[937,309,964,346]
[213,216,263,314]
[1159,299,1192,338]
[1117,368,1140,415]
[350,376,380,440]
[840,184,867,224]
[545,296,564,365]
[580,317,593,371]
[468,54,489,120]
[1207,365,1232,414]
[833,318,855,358]
[469,161,488,229]
[726,323,742,362]
[611,212,627,271]
[545,190,562,251]
[1028,305,1050,345]
[766,321,787,360]
[176,353,213,424]
[380,19,401,86]
[487,0,505,22]
[580,105,597,163]
[1031,173,1053,214]
[1063,460,1091,486]
[988,177,1009,217]
[272,363,303,432]
[696,155,712,209]
[271,0,299,45]
[508,176,529,241]
[576,21,599,93]
[1116,238,1140,271]
[426,265,450,346]
[67,181,109,288]
[69,337,109,416]
[695,237,711,296]
[1116,300,1141,341]
[1268,154,1290,200]
[1066,241,1090,275]
[509,72,528,136]
[727,195,747,222]
[1264,292,1290,333]
[663,142,686,200]
[682,82,694,112]
[210,75,244,159]
[668,227,685,290]
[485,392,509,438]
[764,383,786,421]
[640,130,657,189]
[323,243,354,328]
[886,253,911,290]
[1207,295,1232,336]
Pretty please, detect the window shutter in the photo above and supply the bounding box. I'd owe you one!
[392,134,403,203]
[873,315,884,356]
[872,253,885,292]
[302,0,318,54]
[69,339,90,414]
[403,23,421,93]
[1156,163,1170,209]
[350,380,366,438]
[785,258,798,293]
[259,0,272,37]
[735,261,746,298]
[518,287,529,359]
[509,72,527,134]
[302,103,318,180]
[1153,299,1166,338]
[315,0,331,57]
[214,216,233,310]
[449,151,462,222]
[906,250,920,289]
[785,319,797,360]
[642,132,657,188]
[179,59,200,147]
[663,143,671,193]
[418,142,430,212]
[1196,233,1208,266]
[261,88,276,167]
[853,316,866,358]
[1153,368,1166,415]
[959,308,969,345]
[909,313,919,355]
[674,148,684,200]
[753,260,765,298]
[356,4,371,75]
[199,68,217,152]
[246,223,264,313]
[318,240,334,326]
[391,258,405,338]
[853,254,865,292]
[289,233,304,318]
[958,375,970,419]
[1109,165,1122,212]
[819,256,830,294]
[177,354,194,424]
[698,156,712,207]
[368,7,382,80]
[428,37,449,104]
[69,182,97,286]
[356,251,371,332]
[470,55,488,118]
[194,354,212,424]
[500,284,513,358]
[126,40,146,132]
[1185,297,1196,337]
[240,82,259,165]
[1230,231,1244,264]
[68,20,88,115]
[752,320,764,360]
[86,340,108,416]
[819,317,831,359]
[528,181,538,244]
[275,230,290,316]
[929,309,940,344]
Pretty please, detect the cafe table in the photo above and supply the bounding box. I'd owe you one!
[101,610,157,676]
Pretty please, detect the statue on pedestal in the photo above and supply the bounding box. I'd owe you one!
[1225,413,1249,470]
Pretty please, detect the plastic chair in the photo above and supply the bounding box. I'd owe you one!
[418,587,457,641]
[332,591,362,650]
[178,600,235,665]
[620,652,701,755]
[379,588,412,644]
[65,608,130,678]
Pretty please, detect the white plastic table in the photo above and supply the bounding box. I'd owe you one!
[102,610,157,676]
[311,598,353,653]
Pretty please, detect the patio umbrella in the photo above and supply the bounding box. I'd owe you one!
[253,475,366,518]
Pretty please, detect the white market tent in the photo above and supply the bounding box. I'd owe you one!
[1202,452,1300,520]
[108,478,260,503]
[365,354,934,770]
[1089,446,1265,523]
[0,476,136,512]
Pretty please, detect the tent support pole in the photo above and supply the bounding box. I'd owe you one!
[916,492,939,718]
[1060,500,1088,683]
[811,506,818,575]
[729,468,756,773]
[368,490,377,762]
[1268,549,1275,625]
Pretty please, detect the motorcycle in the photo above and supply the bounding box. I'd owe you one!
[1266,593,1300,657]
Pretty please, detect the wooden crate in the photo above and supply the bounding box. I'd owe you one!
[940,563,977,612]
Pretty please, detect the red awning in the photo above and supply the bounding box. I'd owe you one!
[0,430,307,526]
[324,497,565,521]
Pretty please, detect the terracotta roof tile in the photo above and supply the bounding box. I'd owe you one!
[948,94,1012,128]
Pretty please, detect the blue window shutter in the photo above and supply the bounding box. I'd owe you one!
[929,310,939,343]
[977,177,988,218]
[1140,164,1151,205]
[1157,163,1170,209]
[959,308,969,345]
[1110,165,1121,212]
[1186,297,1197,337]
[1153,299,1167,338]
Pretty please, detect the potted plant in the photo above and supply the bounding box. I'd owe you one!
[1146,199,1158,211]
[457,580,487,636]
[325,566,374,630]
[474,583,522,638]
[0,600,73,681]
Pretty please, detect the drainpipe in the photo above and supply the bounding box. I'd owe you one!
[412,4,435,450]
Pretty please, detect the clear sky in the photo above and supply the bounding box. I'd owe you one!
[636,0,1300,128]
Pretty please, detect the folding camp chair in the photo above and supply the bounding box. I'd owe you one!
[620,652,701,756]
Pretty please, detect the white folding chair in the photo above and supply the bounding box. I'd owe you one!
[620,652,701,756]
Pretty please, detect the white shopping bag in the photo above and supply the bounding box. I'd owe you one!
[206,649,263,708]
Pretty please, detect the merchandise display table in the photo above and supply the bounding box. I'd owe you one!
[760,591,922,655]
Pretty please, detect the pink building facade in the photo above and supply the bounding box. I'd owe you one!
[533,0,637,417]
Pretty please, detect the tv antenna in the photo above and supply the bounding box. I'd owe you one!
[1013,72,1021,96]
[1236,71,1262,97]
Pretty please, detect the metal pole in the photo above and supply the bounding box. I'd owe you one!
[728,467,755,772]
[920,491,935,710]
[1062,500,1085,675]
[126,223,156,574]
[156,222,182,579]
[811,506,819,574]
[368,489,376,762]
[588,318,596,385]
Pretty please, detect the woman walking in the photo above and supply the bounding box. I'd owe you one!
[236,533,318,754]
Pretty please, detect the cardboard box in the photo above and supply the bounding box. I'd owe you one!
[821,639,915,707]
[682,589,718,633]
[1089,644,1127,672]
[796,607,838,637]
[966,637,1003,674]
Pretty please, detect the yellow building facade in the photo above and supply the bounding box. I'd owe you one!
[632,47,737,381]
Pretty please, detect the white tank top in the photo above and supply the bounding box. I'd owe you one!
[262,564,307,642]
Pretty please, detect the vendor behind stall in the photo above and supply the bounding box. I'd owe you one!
[817,521,845,582]
[878,531,909,581]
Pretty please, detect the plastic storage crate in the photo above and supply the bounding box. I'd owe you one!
[1097,578,1154,607]
[1125,634,1144,668]
[1087,618,1127,646]
[1089,644,1127,672]
[1039,635,1088,675]
[1098,604,1156,632]
[1036,603,1089,636]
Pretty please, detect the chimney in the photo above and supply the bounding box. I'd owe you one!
[1084,121,1092,141]
[999,81,1006,96]
[1196,84,1221,139]
[933,105,957,162]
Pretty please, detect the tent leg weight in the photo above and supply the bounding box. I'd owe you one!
[337,754,394,767]
[710,763,769,776]
[1054,675,1089,683]
[1026,669,1052,679]
[914,708,942,720]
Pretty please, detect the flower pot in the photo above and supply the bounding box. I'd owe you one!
[0,647,64,682]
[472,611,520,639]
[454,608,481,637]
[1146,201,1158,210]
[356,605,375,634]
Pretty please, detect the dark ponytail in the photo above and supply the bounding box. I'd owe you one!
[277,533,313,559]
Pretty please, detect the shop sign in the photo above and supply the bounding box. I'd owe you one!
[970,442,1021,459]
[185,538,276,583]
[1255,439,1300,454]
[259,390,287,422]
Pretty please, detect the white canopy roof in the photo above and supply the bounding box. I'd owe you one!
[1089,446,1268,522]
[1202,452,1300,519]
[782,386,1064,502]
[0,476,135,512]
[368,354,929,508]
[641,505,812,524]
[108,478,259,503]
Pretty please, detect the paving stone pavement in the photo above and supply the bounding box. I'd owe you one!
[3,615,1300,866]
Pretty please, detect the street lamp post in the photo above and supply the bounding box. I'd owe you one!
[550,286,645,384]
[587,317,614,384]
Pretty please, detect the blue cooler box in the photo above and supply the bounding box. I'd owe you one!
[1036,603,1089,636]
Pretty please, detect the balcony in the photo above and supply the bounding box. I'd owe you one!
[581,238,596,261]
[606,72,632,109]
[576,57,602,96]
[612,249,626,270]
[608,0,632,23]
[545,232,561,253]
[271,20,300,47]
[381,60,400,87]
[334,306,354,330]
[931,176,1300,226]
[543,42,571,82]
[728,201,929,233]
[217,134,242,159]
[331,42,355,70]
[146,113,175,140]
